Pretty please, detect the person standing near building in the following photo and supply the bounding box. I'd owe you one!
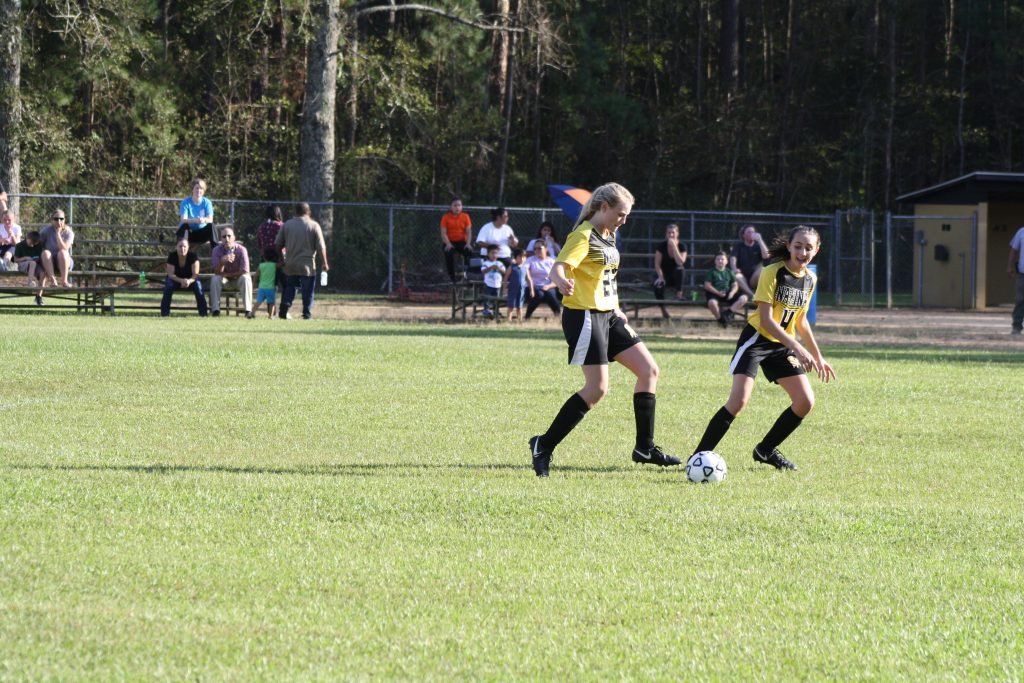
[276,202,329,320]
[440,198,473,282]
[1009,225,1024,335]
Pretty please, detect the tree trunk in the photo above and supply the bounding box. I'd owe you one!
[300,0,341,234]
[0,0,21,207]
[490,0,511,110]
[496,1,518,202]
[719,0,741,97]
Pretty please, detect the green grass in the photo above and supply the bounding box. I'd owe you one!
[1,317,1022,680]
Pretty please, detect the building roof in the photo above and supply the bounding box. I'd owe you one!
[896,172,1024,205]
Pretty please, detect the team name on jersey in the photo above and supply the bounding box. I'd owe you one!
[776,282,810,308]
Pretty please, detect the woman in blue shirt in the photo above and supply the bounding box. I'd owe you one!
[175,178,216,247]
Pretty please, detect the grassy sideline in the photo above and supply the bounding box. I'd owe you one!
[1,316,1022,679]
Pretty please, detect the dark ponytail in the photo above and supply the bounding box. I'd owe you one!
[768,225,820,261]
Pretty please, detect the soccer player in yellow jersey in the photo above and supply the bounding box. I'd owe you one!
[691,226,836,470]
[528,183,680,477]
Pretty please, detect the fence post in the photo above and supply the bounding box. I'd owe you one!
[688,213,696,288]
[387,207,395,294]
[970,210,978,309]
[833,210,843,305]
[885,211,893,309]
[869,211,876,308]
[68,197,74,231]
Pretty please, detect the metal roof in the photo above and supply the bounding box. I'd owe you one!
[896,171,1024,204]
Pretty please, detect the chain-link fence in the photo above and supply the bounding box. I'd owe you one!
[23,192,980,309]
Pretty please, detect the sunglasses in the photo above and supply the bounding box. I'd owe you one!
[52,216,65,221]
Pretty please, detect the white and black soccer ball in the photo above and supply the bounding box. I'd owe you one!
[685,451,728,483]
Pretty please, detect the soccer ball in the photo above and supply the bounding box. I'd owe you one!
[685,451,727,484]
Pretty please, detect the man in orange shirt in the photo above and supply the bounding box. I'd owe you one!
[441,198,473,282]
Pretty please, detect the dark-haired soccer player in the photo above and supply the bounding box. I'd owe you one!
[691,225,836,471]
[528,182,680,477]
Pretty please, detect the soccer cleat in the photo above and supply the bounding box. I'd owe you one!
[34,294,43,306]
[245,311,256,319]
[529,435,552,477]
[753,445,797,470]
[211,310,221,317]
[631,445,682,467]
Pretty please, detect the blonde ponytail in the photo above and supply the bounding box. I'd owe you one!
[572,182,635,230]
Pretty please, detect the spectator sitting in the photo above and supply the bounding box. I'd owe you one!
[176,178,217,247]
[730,224,770,298]
[653,223,688,299]
[210,227,254,318]
[507,247,530,321]
[525,221,561,258]
[13,230,44,305]
[476,207,518,267]
[524,241,561,320]
[160,238,208,317]
[256,246,278,319]
[441,197,473,283]
[40,209,74,287]
[480,245,505,319]
[704,250,749,327]
[0,209,22,271]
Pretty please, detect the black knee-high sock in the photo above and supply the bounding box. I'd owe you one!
[633,392,656,450]
[758,407,804,453]
[540,393,590,450]
[694,406,735,454]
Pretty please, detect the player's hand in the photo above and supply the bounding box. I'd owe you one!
[793,344,817,373]
[614,309,628,323]
[817,359,836,383]
[558,278,575,297]
[654,276,664,286]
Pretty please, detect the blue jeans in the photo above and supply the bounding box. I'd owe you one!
[280,274,316,319]
[1013,272,1024,332]
[160,279,208,316]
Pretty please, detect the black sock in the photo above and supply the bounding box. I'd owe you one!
[757,407,804,453]
[540,393,590,450]
[633,392,656,450]
[694,406,735,454]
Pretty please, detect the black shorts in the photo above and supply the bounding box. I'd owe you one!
[562,308,642,366]
[728,324,804,383]
[706,292,743,306]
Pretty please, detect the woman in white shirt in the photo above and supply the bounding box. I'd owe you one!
[476,207,518,266]
[524,241,561,319]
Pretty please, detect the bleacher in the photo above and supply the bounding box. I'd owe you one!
[0,221,245,314]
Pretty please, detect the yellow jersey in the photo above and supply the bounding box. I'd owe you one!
[748,260,816,342]
[557,221,620,311]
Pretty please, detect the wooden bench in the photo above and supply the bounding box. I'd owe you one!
[450,279,506,322]
[618,283,751,325]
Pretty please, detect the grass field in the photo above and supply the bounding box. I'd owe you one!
[2,316,1022,680]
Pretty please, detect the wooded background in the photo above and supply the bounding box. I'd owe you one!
[0,0,1020,214]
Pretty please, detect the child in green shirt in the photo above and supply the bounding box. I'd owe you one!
[704,250,749,327]
[256,246,278,318]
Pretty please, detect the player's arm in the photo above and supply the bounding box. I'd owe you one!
[549,262,574,297]
[796,314,835,382]
[1009,245,1020,279]
[441,223,452,249]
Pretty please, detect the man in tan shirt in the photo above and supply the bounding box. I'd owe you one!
[275,202,330,319]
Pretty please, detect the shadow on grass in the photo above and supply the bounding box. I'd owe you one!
[7,461,637,477]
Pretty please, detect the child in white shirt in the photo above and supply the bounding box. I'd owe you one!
[480,245,506,319]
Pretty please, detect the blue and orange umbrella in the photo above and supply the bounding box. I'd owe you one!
[547,184,592,222]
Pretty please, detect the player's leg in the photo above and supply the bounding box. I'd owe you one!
[530,310,611,476]
[692,373,755,455]
[613,331,679,467]
[751,370,812,471]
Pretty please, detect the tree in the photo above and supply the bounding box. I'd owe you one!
[0,0,22,205]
